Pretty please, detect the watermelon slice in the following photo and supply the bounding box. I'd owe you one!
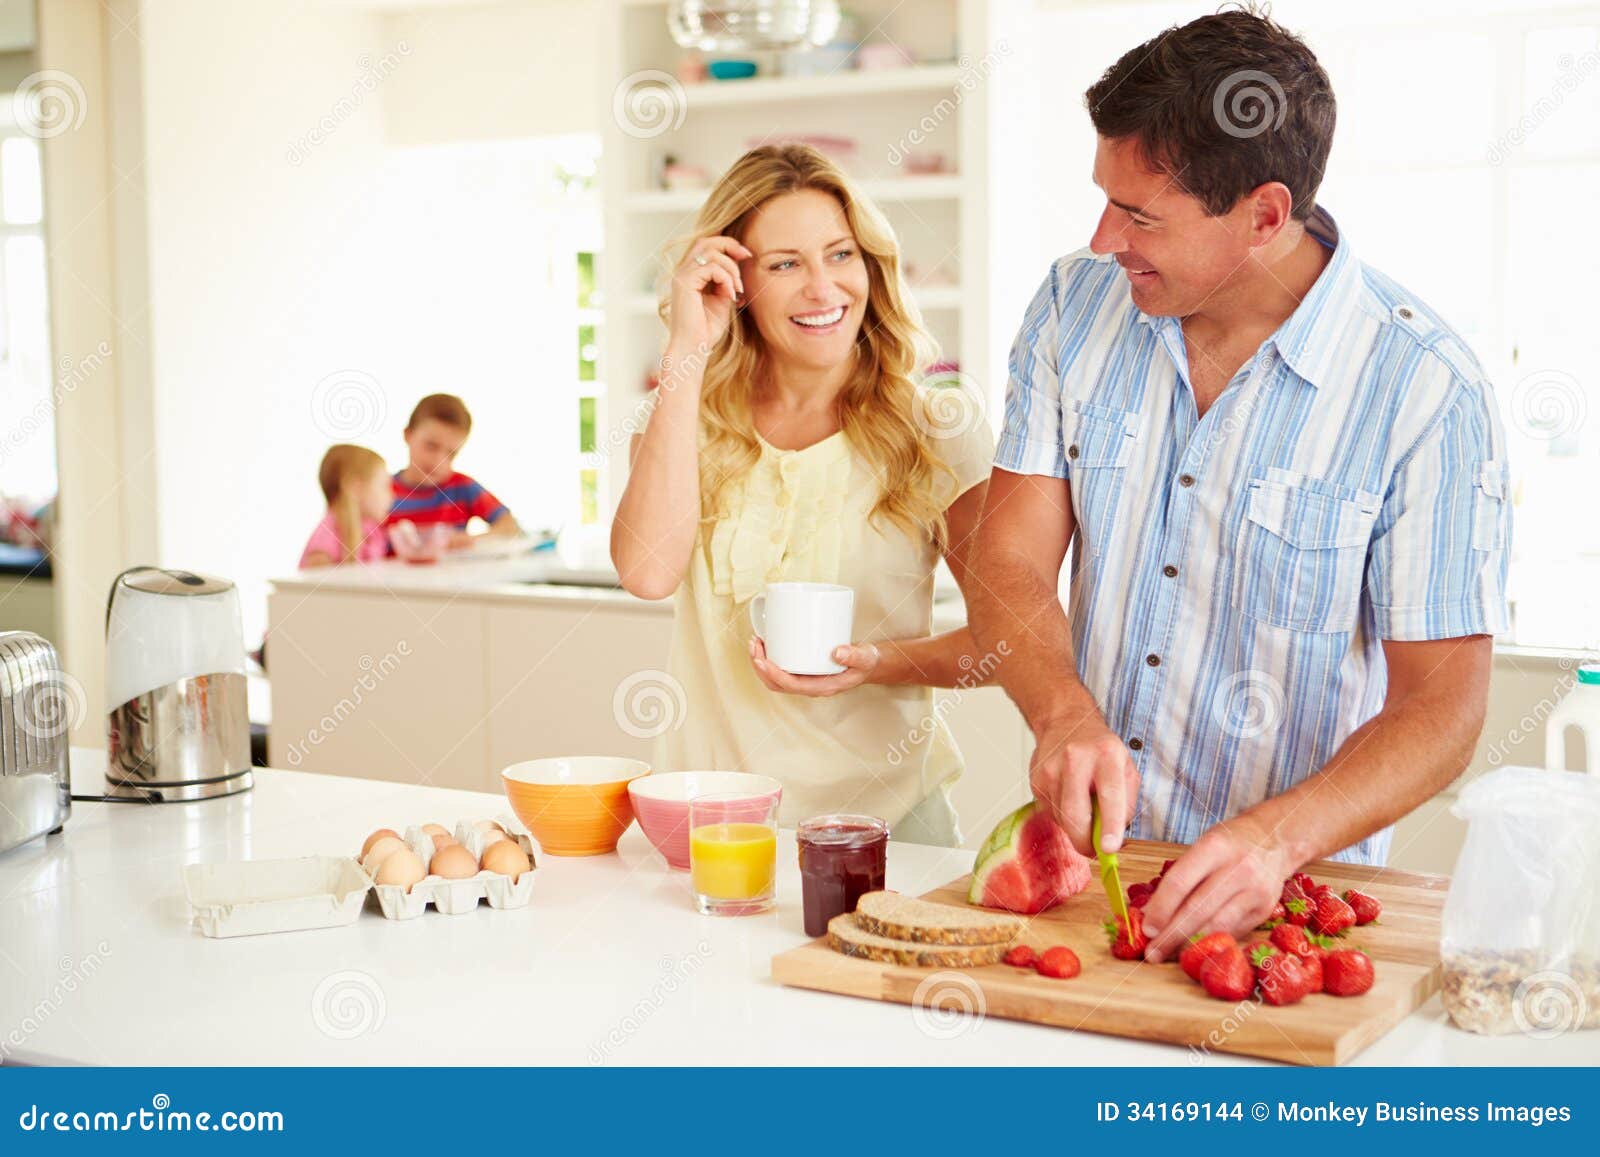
[968,801,1093,915]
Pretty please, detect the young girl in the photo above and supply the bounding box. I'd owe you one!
[300,445,393,568]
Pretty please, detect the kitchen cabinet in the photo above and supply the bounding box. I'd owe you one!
[266,586,491,789]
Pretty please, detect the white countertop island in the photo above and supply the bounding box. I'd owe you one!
[0,752,1587,1067]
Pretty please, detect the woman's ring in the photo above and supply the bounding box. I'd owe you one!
[694,254,709,266]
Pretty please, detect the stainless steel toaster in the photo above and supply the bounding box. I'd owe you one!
[0,631,71,854]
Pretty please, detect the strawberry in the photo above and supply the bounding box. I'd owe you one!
[1003,945,1037,969]
[1127,881,1154,909]
[1310,893,1356,937]
[1281,876,1309,905]
[1283,898,1312,927]
[1298,950,1324,993]
[1322,949,1375,996]
[1343,889,1381,925]
[1293,872,1317,894]
[1160,859,1176,875]
[1199,944,1254,1001]
[1251,944,1311,1005]
[1179,931,1239,982]
[1035,945,1080,979]
[1104,909,1149,960]
[1311,883,1338,902]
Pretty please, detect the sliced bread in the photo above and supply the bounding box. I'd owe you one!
[827,913,1014,968]
[853,890,1024,946]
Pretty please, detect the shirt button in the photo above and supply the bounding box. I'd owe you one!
[1398,306,1414,320]
[1067,444,1080,460]
[1128,738,1144,752]
[1178,473,1195,488]
[1145,653,1161,667]
[1162,564,1178,578]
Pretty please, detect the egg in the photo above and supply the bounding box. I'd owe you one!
[361,828,401,858]
[473,819,506,836]
[421,823,453,844]
[480,840,531,880]
[429,843,478,879]
[361,836,408,873]
[479,829,509,849]
[374,847,426,891]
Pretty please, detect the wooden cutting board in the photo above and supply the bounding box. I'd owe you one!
[771,839,1448,1065]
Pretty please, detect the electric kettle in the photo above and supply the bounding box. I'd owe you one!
[105,567,252,801]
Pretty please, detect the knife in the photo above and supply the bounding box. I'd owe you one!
[1092,798,1131,931]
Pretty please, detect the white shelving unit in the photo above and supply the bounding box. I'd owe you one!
[596,0,1040,512]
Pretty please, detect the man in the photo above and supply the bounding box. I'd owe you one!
[968,10,1510,962]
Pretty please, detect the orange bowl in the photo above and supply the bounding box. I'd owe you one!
[502,756,651,856]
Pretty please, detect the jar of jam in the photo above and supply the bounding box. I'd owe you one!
[797,814,889,938]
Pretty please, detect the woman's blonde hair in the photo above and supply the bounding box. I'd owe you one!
[668,144,954,552]
[317,444,388,562]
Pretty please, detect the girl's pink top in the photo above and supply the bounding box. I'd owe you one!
[299,512,388,567]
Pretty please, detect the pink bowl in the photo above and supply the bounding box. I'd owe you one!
[627,771,783,870]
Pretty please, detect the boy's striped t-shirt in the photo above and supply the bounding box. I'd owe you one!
[385,471,509,529]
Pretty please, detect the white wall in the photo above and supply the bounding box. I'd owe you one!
[133,0,398,640]
[381,1,601,145]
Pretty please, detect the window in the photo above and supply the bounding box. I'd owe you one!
[1037,0,1600,650]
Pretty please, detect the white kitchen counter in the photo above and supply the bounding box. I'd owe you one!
[0,752,1587,1067]
[265,547,970,625]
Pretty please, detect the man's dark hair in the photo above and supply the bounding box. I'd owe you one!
[1084,7,1335,221]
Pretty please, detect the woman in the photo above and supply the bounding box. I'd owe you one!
[611,144,995,847]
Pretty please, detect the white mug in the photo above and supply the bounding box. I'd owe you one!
[749,582,855,676]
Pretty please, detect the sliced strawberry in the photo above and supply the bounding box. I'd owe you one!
[1127,881,1154,909]
[1343,888,1381,925]
[1035,945,1081,979]
[1003,944,1037,969]
[1103,909,1149,960]
[1322,949,1375,996]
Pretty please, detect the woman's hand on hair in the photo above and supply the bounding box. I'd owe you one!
[668,236,751,356]
[748,636,880,697]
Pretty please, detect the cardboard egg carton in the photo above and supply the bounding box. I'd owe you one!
[365,815,537,920]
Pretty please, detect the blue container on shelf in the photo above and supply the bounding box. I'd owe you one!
[708,59,758,80]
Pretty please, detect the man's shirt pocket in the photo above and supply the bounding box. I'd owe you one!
[1233,470,1381,634]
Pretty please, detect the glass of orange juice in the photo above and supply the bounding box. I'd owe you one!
[688,792,778,916]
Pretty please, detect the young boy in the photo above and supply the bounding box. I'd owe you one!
[386,394,521,547]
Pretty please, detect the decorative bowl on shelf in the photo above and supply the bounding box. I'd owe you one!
[708,59,759,81]
[502,756,651,856]
[628,771,783,870]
